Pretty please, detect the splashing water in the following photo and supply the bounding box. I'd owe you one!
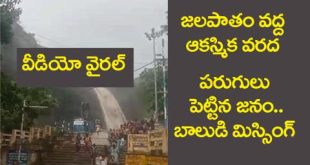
[93,88,127,129]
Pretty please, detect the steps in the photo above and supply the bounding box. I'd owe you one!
[119,152,126,165]
[43,132,110,165]
[43,143,91,165]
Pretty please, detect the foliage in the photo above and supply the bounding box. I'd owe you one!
[135,66,167,119]
[0,0,22,44]
[1,72,58,133]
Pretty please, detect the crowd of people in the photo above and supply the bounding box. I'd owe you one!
[108,118,155,144]
[75,133,113,165]
[75,133,92,152]
[73,118,156,165]
[105,119,156,164]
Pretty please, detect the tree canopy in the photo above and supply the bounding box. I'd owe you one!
[135,66,168,120]
[1,73,58,133]
[0,0,22,44]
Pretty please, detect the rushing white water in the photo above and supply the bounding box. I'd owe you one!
[93,88,127,129]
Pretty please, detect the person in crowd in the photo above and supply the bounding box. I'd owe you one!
[96,123,101,136]
[107,118,160,164]
[100,155,108,165]
[108,154,117,165]
[109,144,119,164]
[67,122,71,133]
[84,133,92,151]
[12,160,19,165]
[75,133,82,152]
[95,154,102,165]
[90,143,96,159]
[61,121,65,134]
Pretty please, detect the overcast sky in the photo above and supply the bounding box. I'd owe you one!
[18,0,167,75]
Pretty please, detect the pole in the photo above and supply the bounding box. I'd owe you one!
[145,28,160,121]
[153,31,158,121]
[18,101,48,162]
[18,100,26,162]
[162,39,167,121]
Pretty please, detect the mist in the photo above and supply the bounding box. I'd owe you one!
[1,0,166,126]
[18,0,168,76]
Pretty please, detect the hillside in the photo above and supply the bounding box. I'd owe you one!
[1,23,144,128]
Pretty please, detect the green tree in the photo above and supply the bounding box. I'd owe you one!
[135,66,168,120]
[0,0,22,44]
[1,73,58,133]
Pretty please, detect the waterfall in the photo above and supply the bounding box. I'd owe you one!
[93,88,127,129]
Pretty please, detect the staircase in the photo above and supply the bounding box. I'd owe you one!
[43,143,92,165]
[43,131,112,165]
[119,152,126,165]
